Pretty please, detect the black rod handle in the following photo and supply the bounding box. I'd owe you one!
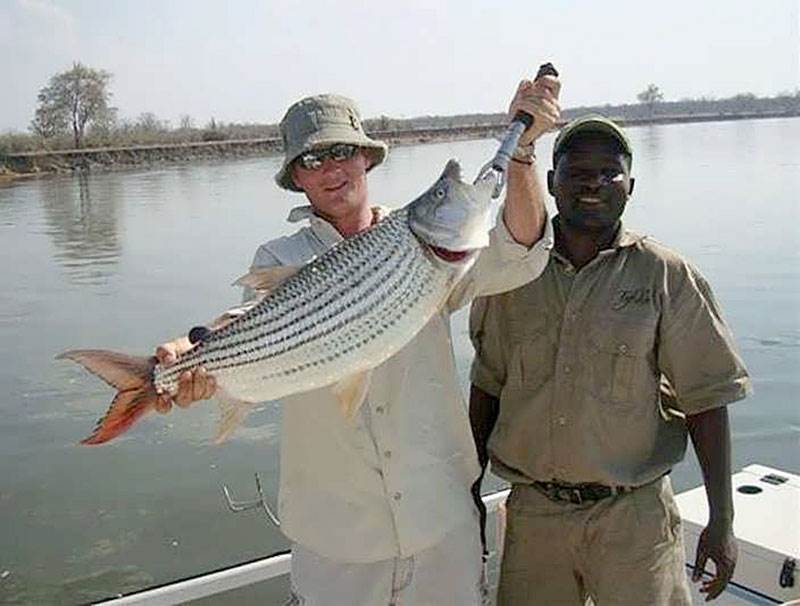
[513,62,559,128]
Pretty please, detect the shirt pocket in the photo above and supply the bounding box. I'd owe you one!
[505,318,553,394]
[586,317,658,407]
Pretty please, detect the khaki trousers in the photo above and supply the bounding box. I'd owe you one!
[497,476,692,606]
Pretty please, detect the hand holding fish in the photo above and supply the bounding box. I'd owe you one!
[154,337,216,412]
[510,71,561,146]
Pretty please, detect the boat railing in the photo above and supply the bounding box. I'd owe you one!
[96,489,511,605]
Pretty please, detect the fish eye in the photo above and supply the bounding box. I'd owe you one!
[433,186,446,200]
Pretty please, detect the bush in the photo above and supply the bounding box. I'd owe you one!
[0,132,39,154]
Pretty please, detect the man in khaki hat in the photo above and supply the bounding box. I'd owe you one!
[470,115,751,605]
[155,75,560,604]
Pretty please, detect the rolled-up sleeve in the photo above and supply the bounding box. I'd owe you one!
[447,211,553,312]
[658,260,752,415]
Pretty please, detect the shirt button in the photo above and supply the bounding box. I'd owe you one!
[375,405,385,413]
[556,416,567,426]
[383,450,392,459]
[393,492,402,501]
[563,365,571,374]
[618,344,629,354]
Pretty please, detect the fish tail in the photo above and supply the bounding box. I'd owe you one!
[57,349,159,445]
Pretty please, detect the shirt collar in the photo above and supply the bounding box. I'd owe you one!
[613,223,645,248]
[552,215,645,252]
[287,204,391,247]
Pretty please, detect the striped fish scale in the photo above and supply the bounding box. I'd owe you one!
[57,158,495,444]
[152,208,458,403]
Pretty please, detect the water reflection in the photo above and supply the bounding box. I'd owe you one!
[39,173,121,284]
[639,124,663,163]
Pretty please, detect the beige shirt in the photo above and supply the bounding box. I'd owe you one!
[470,222,751,488]
[246,204,552,563]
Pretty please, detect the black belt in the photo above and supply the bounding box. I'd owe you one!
[532,480,635,505]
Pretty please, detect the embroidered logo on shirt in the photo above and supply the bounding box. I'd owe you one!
[612,288,655,310]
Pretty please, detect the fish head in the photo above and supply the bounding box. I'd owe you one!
[407,159,495,263]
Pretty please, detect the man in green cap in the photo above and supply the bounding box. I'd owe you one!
[469,115,751,604]
[155,74,560,604]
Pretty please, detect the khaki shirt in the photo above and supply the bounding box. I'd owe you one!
[244,204,552,563]
[470,221,751,488]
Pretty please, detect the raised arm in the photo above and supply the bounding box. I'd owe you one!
[501,73,561,247]
[445,72,559,311]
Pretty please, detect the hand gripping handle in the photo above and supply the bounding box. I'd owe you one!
[476,62,559,196]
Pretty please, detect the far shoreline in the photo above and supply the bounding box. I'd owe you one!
[1,110,797,181]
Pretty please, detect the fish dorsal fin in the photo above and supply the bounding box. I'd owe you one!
[214,390,254,444]
[333,370,372,420]
[233,266,301,295]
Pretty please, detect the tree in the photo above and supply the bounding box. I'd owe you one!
[637,84,664,117]
[135,112,167,133]
[30,62,115,148]
[202,117,226,141]
[179,114,195,130]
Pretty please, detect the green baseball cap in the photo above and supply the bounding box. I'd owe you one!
[275,94,388,192]
[552,114,633,166]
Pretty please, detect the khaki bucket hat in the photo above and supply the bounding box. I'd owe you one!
[275,94,388,192]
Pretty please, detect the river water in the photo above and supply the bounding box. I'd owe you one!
[0,118,798,604]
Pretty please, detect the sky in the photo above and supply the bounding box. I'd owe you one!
[1,0,798,132]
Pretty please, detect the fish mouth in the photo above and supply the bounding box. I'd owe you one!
[427,244,473,263]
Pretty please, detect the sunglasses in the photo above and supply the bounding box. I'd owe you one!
[296,144,359,170]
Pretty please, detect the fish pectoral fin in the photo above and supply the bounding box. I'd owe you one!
[233,266,301,295]
[214,391,254,444]
[333,370,372,420]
